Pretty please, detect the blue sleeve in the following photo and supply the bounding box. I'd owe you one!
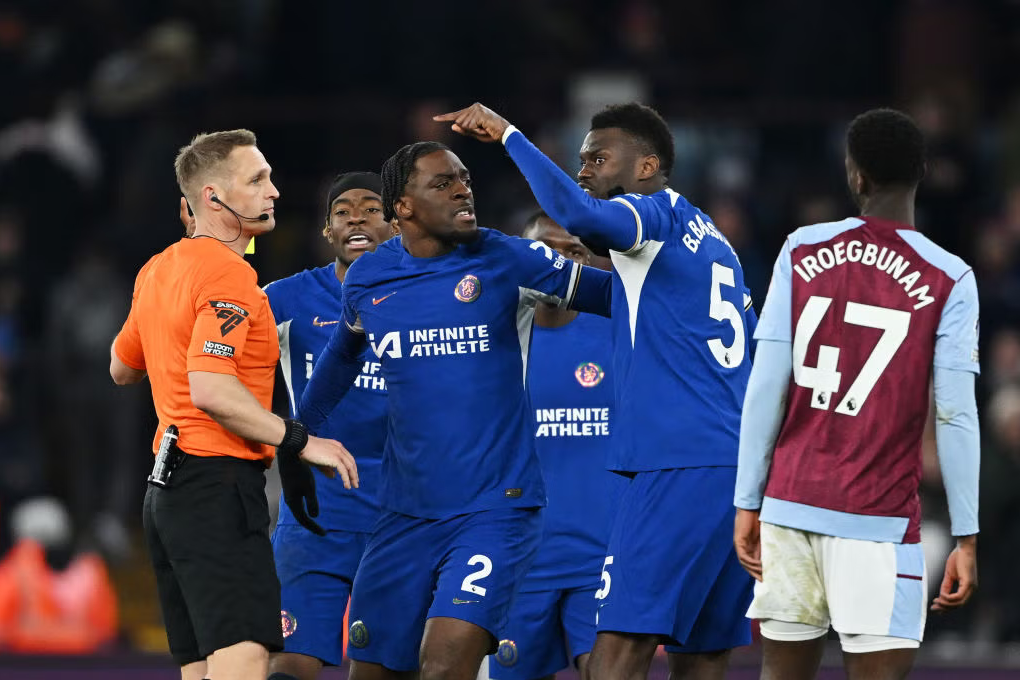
[297,323,368,434]
[753,240,793,343]
[933,270,980,375]
[933,366,980,536]
[506,236,608,316]
[341,273,364,333]
[734,339,792,510]
[502,128,646,253]
[571,266,612,317]
[263,279,290,324]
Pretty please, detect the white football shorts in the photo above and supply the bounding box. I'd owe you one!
[747,522,926,653]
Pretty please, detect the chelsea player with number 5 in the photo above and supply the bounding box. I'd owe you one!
[299,142,612,680]
[437,102,757,680]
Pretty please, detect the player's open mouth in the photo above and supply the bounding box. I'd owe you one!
[454,207,475,222]
[578,183,593,194]
[345,233,372,249]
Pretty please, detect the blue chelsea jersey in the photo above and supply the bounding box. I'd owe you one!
[339,228,601,519]
[525,312,626,588]
[503,129,755,472]
[606,189,752,471]
[264,264,385,532]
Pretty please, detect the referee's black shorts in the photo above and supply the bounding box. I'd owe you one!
[142,453,283,666]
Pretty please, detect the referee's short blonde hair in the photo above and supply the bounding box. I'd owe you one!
[174,129,256,207]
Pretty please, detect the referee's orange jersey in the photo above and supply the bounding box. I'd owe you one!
[115,237,279,461]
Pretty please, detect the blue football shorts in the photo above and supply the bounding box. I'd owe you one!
[596,466,754,652]
[271,524,371,666]
[346,507,542,671]
[489,579,599,679]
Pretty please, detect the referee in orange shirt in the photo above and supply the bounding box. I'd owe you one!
[110,129,358,680]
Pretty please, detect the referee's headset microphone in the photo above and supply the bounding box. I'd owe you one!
[192,194,269,245]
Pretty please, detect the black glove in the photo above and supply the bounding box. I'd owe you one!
[276,419,325,536]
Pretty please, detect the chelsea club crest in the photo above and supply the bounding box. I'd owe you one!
[495,639,518,666]
[280,610,297,638]
[349,619,369,648]
[455,275,481,302]
[575,362,605,387]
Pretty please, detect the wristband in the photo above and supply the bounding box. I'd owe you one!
[279,418,309,456]
[501,124,519,145]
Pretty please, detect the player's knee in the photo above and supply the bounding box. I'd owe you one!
[667,649,730,680]
[268,651,323,680]
[419,654,464,680]
[589,632,658,680]
[420,639,486,680]
[843,647,916,680]
[206,640,269,680]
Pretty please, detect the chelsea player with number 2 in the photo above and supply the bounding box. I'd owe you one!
[262,172,397,680]
[437,102,756,680]
[299,142,612,680]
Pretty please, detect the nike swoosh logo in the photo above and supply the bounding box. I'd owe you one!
[372,292,397,305]
[312,317,340,326]
[452,598,480,605]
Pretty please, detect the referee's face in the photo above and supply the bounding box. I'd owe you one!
[223,145,279,231]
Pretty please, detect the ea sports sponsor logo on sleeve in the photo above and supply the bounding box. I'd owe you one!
[208,300,249,336]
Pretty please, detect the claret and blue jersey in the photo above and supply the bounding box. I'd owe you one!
[503,128,756,471]
[263,264,386,532]
[300,228,612,520]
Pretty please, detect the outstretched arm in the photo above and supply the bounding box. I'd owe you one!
[436,103,641,252]
[299,323,370,434]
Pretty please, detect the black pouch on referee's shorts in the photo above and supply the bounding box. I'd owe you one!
[147,424,186,488]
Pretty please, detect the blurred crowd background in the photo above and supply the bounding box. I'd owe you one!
[0,0,1018,665]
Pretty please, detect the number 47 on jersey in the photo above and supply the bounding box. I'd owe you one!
[793,295,910,417]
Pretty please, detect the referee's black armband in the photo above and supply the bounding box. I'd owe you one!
[279,418,309,457]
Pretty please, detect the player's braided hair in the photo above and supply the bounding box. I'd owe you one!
[847,108,926,188]
[381,141,450,222]
[590,103,675,177]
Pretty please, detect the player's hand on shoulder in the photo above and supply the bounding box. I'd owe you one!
[300,435,360,490]
[434,102,510,143]
[733,508,763,582]
[932,537,977,612]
